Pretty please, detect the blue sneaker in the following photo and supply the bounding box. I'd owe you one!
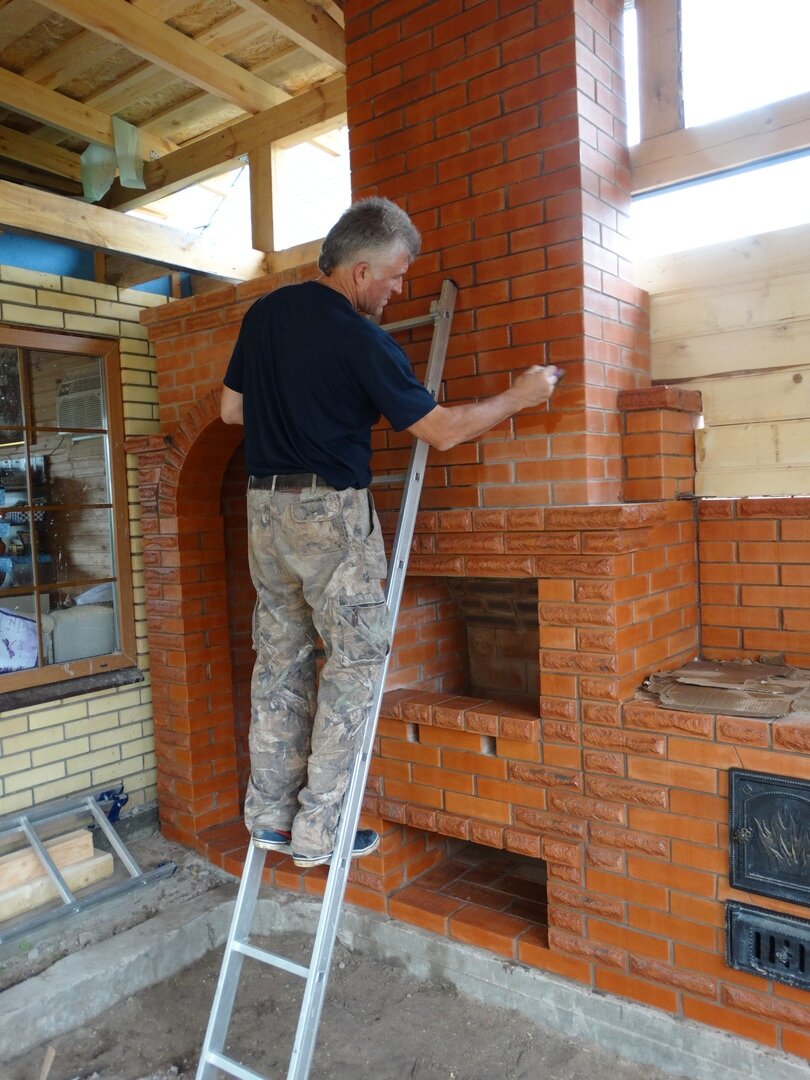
[252,827,292,851]
[292,829,380,868]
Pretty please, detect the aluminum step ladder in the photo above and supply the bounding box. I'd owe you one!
[0,782,176,946]
[195,278,458,1080]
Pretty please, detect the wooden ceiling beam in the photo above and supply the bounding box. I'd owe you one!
[0,126,82,180]
[133,44,320,148]
[87,65,176,116]
[0,162,83,197]
[0,65,174,159]
[101,253,180,289]
[22,28,107,91]
[312,1,344,30]
[45,13,287,148]
[232,0,345,70]
[36,0,293,114]
[108,76,346,211]
[630,90,810,193]
[65,11,279,119]
[0,178,266,279]
[0,0,45,53]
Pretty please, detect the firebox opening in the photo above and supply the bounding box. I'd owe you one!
[446,578,540,711]
[407,841,549,941]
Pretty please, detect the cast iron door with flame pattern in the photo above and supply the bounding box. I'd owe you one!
[729,768,810,908]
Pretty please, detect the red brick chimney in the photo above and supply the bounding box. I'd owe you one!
[348,0,650,510]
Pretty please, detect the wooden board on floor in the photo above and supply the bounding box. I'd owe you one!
[0,850,114,923]
[0,828,94,891]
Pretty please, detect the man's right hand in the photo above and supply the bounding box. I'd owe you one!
[408,365,564,452]
[511,365,562,407]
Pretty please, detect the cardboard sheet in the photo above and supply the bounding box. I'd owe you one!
[644,659,810,718]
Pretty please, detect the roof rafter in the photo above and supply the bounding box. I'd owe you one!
[21,27,108,91]
[35,0,291,115]
[108,76,346,211]
[0,177,266,279]
[0,64,174,159]
[232,0,345,70]
[0,126,82,180]
[0,161,82,196]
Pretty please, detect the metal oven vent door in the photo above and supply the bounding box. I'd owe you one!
[727,901,810,990]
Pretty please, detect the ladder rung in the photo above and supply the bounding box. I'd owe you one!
[383,312,436,332]
[232,939,310,979]
[205,1050,269,1080]
[370,472,406,486]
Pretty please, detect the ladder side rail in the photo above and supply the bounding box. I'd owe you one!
[384,278,455,631]
[285,279,457,1080]
[196,841,278,1080]
[84,796,144,877]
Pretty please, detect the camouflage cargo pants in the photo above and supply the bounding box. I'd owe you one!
[243,483,389,859]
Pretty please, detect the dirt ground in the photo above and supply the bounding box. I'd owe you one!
[1,826,681,1080]
[4,931,682,1080]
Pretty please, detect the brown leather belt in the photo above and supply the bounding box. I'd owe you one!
[248,473,330,493]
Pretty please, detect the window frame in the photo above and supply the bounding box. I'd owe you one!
[629,0,810,194]
[0,325,137,694]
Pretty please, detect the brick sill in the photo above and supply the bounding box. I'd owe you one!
[381,689,540,741]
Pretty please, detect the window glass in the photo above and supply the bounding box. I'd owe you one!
[631,151,810,258]
[272,125,351,250]
[0,339,125,679]
[682,0,810,128]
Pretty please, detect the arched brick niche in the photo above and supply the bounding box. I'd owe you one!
[129,390,246,847]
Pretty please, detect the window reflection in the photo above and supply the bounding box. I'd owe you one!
[0,592,39,673]
[0,346,23,443]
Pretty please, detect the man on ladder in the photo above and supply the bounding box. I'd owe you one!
[220,195,561,872]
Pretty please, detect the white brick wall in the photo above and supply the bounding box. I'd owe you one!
[0,266,167,819]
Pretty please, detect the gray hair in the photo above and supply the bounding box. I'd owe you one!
[318,196,421,275]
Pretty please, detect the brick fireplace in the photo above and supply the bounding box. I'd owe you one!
[130,0,810,1063]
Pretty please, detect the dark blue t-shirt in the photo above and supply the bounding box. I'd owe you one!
[223,280,437,489]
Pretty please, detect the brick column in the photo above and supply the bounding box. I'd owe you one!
[619,386,702,502]
[346,0,650,507]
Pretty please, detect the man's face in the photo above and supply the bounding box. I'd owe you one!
[355,245,411,319]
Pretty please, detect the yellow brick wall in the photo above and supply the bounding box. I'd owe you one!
[0,264,166,819]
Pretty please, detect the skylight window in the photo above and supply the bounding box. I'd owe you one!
[631,152,810,259]
[272,126,351,250]
[682,0,810,128]
[624,0,810,258]
[128,124,351,254]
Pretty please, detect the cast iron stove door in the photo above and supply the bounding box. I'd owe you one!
[729,768,810,908]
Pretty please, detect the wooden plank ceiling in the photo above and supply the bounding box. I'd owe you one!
[0,0,347,283]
